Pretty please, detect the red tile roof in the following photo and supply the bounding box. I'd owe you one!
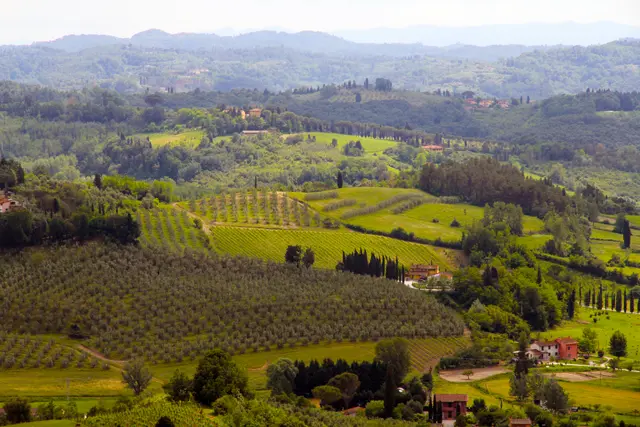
[557,337,578,344]
[435,394,467,403]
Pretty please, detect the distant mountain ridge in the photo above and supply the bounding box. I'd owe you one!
[32,29,560,61]
[334,22,640,46]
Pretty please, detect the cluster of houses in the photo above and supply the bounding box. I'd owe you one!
[345,394,532,427]
[463,98,513,110]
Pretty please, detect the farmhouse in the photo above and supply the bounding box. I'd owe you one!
[241,130,270,136]
[434,394,467,421]
[248,108,262,118]
[0,195,19,213]
[527,337,578,361]
[407,264,440,281]
[422,145,444,152]
[510,419,533,427]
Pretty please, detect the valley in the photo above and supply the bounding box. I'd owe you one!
[1,18,640,426]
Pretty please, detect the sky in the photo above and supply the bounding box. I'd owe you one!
[1,0,640,44]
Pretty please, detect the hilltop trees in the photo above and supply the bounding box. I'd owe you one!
[420,158,581,218]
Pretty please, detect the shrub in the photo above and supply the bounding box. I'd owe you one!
[365,400,385,418]
[450,218,461,228]
[212,395,239,416]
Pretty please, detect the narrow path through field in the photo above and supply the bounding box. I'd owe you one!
[76,345,126,366]
[74,344,164,384]
[172,203,212,234]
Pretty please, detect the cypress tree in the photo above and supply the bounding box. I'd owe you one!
[383,365,395,418]
[584,290,591,307]
[567,290,576,319]
[616,290,623,312]
[592,289,596,307]
[337,172,344,189]
[624,290,628,313]
[537,266,542,284]
[631,292,635,313]
[623,220,632,249]
[597,284,603,310]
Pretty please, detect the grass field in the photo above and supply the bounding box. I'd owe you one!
[0,368,124,398]
[305,132,398,154]
[212,226,453,270]
[480,372,640,415]
[541,308,640,360]
[154,336,470,392]
[293,187,545,243]
[134,130,205,147]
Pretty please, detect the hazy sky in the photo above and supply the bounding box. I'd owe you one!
[2,0,640,44]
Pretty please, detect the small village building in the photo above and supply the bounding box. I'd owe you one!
[407,264,440,281]
[422,145,444,152]
[248,108,262,118]
[343,407,365,417]
[241,130,271,135]
[0,196,19,213]
[434,394,467,421]
[510,419,533,427]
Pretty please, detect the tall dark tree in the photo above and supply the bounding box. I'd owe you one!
[623,219,632,249]
[285,245,303,267]
[616,290,623,312]
[567,290,576,319]
[337,172,343,189]
[94,173,103,190]
[383,365,395,418]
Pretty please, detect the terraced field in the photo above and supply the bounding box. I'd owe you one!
[408,336,471,372]
[137,206,211,253]
[293,187,545,243]
[212,226,453,270]
[179,190,315,227]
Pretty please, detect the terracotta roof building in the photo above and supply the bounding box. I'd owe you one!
[434,394,467,421]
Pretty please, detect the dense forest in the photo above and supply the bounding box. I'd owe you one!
[1,37,640,98]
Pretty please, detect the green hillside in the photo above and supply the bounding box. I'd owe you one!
[0,244,464,363]
[212,226,453,271]
[293,187,545,243]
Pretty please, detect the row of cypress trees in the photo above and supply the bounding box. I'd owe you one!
[337,249,405,283]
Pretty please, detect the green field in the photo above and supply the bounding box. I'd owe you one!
[134,130,206,147]
[480,372,640,415]
[306,132,398,154]
[293,187,545,243]
[0,368,125,398]
[154,336,470,392]
[542,308,640,359]
[212,226,453,270]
